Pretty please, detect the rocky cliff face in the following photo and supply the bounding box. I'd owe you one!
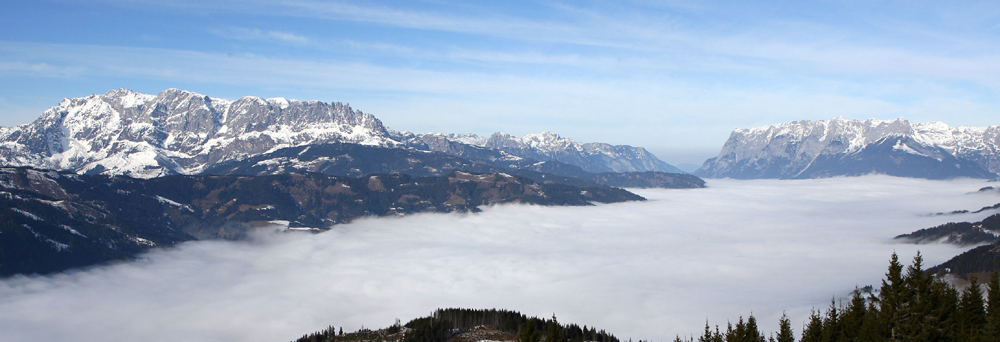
[0,88,394,178]
[697,117,1000,179]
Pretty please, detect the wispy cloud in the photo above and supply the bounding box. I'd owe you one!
[5,1,1000,153]
[210,27,310,45]
[0,61,85,78]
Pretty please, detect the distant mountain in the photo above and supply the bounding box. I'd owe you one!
[0,88,394,178]
[0,89,683,179]
[697,117,1000,179]
[0,167,643,276]
[202,143,705,189]
[394,131,685,174]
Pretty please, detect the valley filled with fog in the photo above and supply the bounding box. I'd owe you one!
[1,176,997,342]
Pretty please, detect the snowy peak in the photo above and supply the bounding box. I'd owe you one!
[0,89,395,178]
[699,118,1000,179]
[403,131,683,174]
[1,88,683,179]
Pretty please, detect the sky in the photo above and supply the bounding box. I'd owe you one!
[1,176,997,342]
[1,1,999,165]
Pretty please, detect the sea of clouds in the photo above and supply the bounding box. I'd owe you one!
[1,176,998,342]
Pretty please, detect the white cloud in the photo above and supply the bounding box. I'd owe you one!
[0,176,995,342]
[210,27,310,45]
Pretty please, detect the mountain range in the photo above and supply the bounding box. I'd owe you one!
[0,88,702,276]
[0,88,682,179]
[0,167,642,276]
[697,117,1000,179]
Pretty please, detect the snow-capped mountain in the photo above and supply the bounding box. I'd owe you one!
[0,88,394,178]
[0,88,684,178]
[697,117,1000,179]
[396,131,684,174]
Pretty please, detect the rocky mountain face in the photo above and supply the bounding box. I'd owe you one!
[394,131,684,174]
[0,88,394,178]
[697,117,1000,179]
[0,89,684,179]
[0,166,643,276]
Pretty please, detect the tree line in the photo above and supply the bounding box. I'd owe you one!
[297,253,1000,342]
[681,252,1000,342]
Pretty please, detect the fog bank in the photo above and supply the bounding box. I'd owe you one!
[1,176,997,342]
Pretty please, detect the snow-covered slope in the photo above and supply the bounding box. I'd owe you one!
[0,88,684,179]
[0,89,394,177]
[697,117,1000,179]
[399,131,683,174]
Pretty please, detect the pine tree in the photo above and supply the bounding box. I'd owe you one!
[840,289,867,342]
[876,252,904,340]
[725,321,738,342]
[544,315,566,342]
[699,321,715,342]
[800,310,823,342]
[820,298,842,342]
[520,318,542,342]
[958,275,987,342]
[897,252,933,340]
[985,271,1000,341]
[855,299,882,342]
[743,315,765,342]
[775,313,794,342]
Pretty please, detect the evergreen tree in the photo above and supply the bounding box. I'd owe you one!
[743,315,765,342]
[986,271,1000,341]
[520,318,542,342]
[775,313,794,342]
[699,321,716,342]
[840,288,868,342]
[876,252,904,340]
[958,275,987,342]
[725,321,737,342]
[854,299,882,342]
[800,311,823,342]
[820,299,842,342]
[544,315,567,342]
[897,252,933,340]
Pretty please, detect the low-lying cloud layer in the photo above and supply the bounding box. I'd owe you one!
[1,176,997,342]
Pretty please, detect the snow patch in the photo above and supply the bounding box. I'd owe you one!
[11,208,43,221]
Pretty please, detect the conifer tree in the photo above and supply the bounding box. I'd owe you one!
[985,271,1000,341]
[743,315,765,342]
[840,288,868,342]
[855,299,882,342]
[544,315,566,342]
[724,321,741,342]
[958,275,987,342]
[820,299,842,342]
[876,252,904,340]
[520,318,542,342]
[897,252,933,340]
[775,313,794,342]
[800,311,823,342]
[699,321,716,342]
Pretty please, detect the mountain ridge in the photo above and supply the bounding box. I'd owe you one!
[0,88,682,179]
[697,117,1000,179]
[0,166,643,276]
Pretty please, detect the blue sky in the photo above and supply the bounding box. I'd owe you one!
[1,0,998,165]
